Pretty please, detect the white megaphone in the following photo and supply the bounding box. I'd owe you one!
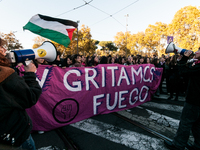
[6,41,57,65]
[165,42,193,56]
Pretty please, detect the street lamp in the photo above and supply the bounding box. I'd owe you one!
[125,14,129,57]
[77,20,80,54]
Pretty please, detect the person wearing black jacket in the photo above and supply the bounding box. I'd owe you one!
[159,57,166,94]
[168,54,180,100]
[0,38,42,149]
[164,50,200,150]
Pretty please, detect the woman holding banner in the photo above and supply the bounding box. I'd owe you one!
[0,38,42,150]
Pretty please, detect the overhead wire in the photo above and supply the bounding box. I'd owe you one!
[86,3,110,16]
[8,0,93,34]
[8,0,139,37]
[89,0,140,28]
[112,0,140,16]
[55,0,93,17]
[88,5,125,27]
[112,17,126,28]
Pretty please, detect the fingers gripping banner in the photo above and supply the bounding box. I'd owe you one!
[26,64,163,131]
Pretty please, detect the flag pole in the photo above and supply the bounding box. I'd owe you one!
[125,14,128,57]
[77,20,80,54]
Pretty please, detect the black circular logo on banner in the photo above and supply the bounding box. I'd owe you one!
[52,98,79,124]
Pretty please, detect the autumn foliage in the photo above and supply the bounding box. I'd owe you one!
[1,6,199,57]
[33,6,200,57]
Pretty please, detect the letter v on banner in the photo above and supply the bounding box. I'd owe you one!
[36,68,50,88]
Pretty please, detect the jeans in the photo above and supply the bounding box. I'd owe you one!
[20,134,36,150]
[173,102,200,150]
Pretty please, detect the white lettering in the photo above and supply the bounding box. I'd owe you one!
[117,67,130,86]
[106,92,118,110]
[139,86,149,102]
[131,66,143,85]
[85,68,99,91]
[93,94,104,115]
[143,66,150,82]
[107,66,118,87]
[63,70,82,92]
[102,67,105,87]
[118,91,128,109]
[150,67,156,83]
[129,88,139,105]
[36,68,49,88]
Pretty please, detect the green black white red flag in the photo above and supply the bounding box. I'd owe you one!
[23,14,78,47]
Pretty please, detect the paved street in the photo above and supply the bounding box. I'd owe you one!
[30,81,194,150]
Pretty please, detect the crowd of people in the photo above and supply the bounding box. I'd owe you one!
[32,52,188,100]
[1,35,200,150]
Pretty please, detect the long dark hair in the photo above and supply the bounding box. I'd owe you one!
[62,55,72,67]
[89,56,98,66]
[72,54,80,64]
[171,54,178,66]
[99,56,107,64]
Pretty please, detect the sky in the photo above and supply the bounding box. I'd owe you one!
[0,0,199,49]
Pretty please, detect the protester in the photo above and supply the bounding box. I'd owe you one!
[107,55,112,64]
[99,56,108,64]
[124,56,133,65]
[35,58,48,65]
[164,57,171,94]
[0,38,42,149]
[86,56,92,67]
[81,55,86,67]
[151,57,161,96]
[70,54,84,67]
[159,57,166,94]
[48,51,62,67]
[164,50,200,150]
[88,55,99,67]
[144,57,151,64]
[0,39,6,56]
[115,56,119,64]
[61,55,72,68]
[110,57,115,64]
[168,54,180,100]
[133,56,137,64]
[138,56,145,64]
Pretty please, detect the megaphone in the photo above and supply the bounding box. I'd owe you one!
[6,41,57,65]
[165,42,193,56]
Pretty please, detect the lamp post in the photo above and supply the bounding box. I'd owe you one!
[77,20,80,54]
[125,14,129,57]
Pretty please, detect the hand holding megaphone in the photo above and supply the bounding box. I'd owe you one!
[165,42,194,56]
[6,41,57,65]
[24,61,37,73]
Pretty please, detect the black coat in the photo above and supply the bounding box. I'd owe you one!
[178,56,200,107]
[0,66,42,146]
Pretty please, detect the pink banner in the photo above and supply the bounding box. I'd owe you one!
[26,64,163,131]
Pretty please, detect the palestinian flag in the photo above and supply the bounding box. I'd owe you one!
[23,14,78,47]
